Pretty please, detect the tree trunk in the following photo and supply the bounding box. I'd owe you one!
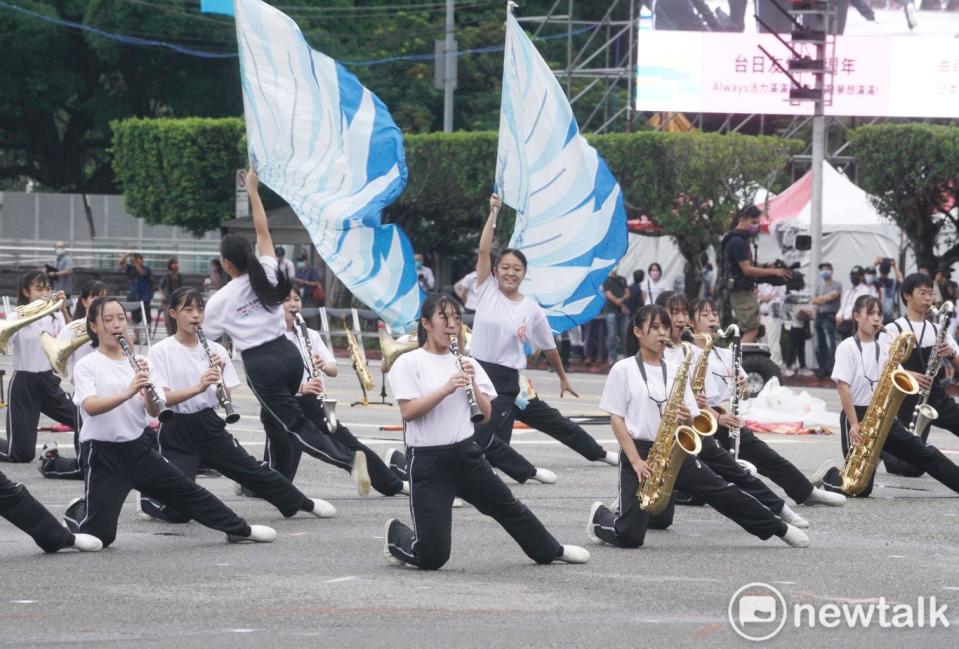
[675,238,704,300]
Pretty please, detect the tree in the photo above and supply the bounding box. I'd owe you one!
[850,124,959,271]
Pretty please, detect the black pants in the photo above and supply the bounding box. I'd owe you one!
[824,405,959,498]
[40,404,83,480]
[516,397,606,462]
[64,433,251,547]
[385,437,564,569]
[242,336,354,470]
[0,469,74,553]
[590,439,787,548]
[0,371,76,462]
[258,396,403,496]
[139,409,312,521]
[698,437,784,513]
[885,386,959,476]
[715,425,814,503]
[785,326,807,369]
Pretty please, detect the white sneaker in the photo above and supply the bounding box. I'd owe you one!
[779,504,809,529]
[782,368,796,378]
[383,518,404,567]
[811,460,838,488]
[227,524,277,544]
[602,450,619,466]
[804,486,846,507]
[530,468,557,484]
[306,498,336,518]
[780,523,810,548]
[452,497,464,508]
[71,533,102,552]
[352,451,372,497]
[66,496,83,510]
[798,368,814,377]
[384,447,406,473]
[400,481,410,496]
[586,501,605,545]
[904,1,918,29]
[556,544,590,564]
[608,497,620,513]
[233,482,243,496]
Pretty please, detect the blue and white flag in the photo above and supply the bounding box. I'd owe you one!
[234,0,422,332]
[495,11,627,334]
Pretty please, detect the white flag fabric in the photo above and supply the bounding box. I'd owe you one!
[495,12,627,333]
[234,0,423,332]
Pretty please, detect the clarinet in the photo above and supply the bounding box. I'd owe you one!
[715,325,756,474]
[115,335,173,422]
[449,334,484,423]
[195,325,240,424]
[293,312,337,431]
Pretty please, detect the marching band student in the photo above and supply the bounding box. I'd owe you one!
[383,294,590,569]
[40,280,110,479]
[469,194,617,485]
[586,305,809,549]
[658,293,810,528]
[63,297,276,546]
[247,287,405,497]
[816,295,959,498]
[1,469,101,553]
[138,287,336,522]
[200,168,371,496]
[0,270,76,463]
[688,298,845,507]
[880,273,959,476]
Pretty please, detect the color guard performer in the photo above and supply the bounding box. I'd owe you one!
[138,287,336,522]
[63,297,276,546]
[586,306,809,549]
[200,168,372,496]
[383,294,590,569]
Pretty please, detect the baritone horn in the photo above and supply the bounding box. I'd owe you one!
[40,319,90,378]
[0,297,65,354]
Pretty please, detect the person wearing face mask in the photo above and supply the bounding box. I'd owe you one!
[720,206,791,344]
[645,262,668,306]
[415,253,435,292]
[48,241,73,298]
[811,262,842,378]
[836,266,873,341]
[159,257,182,335]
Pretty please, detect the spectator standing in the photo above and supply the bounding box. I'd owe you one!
[757,282,786,365]
[874,257,902,322]
[644,262,669,305]
[275,246,296,282]
[602,267,629,364]
[159,257,183,334]
[415,253,435,291]
[811,262,842,378]
[48,241,74,298]
[454,270,479,312]
[117,251,154,344]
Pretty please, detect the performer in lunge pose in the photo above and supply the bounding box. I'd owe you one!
[468,194,618,486]
[1,468,101,553]
[658,293,811,529]
[201,168,371,496]
[383,293,590,569]
[586,306,809,549]
[245,287,406,497]
[39,280,110,479]
[688,298,845,507]
[63,297,276,547]
[815,295,959,498]
[1,271,76,463]
[138,286,337,522]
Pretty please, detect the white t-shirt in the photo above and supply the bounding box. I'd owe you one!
[148,336,241,414]
[388,348,496,448]
[831,336,889,407]
[600,356,700,442]
[73,350,158,443]
[838,284,874,320]
[201,256,286,351]
[56,320,93,380]
[8,311,63,373]
[278,257,296,282]
[646,277,668,305]
[284,328,336,393]
[703,346,747,407]
[888,317,959,357]
[470,276,555,369]
[454,271,479,310]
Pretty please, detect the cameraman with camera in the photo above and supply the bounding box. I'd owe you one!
[721,206,792,343]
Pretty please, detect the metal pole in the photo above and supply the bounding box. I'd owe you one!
[809,27,826,283]
[443,0,455,132]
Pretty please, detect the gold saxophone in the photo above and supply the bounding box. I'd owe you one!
[840,331,920,495]
[688,330,714,395]
[343,317,375,392]
[638,342,717,514]
[40,319,90,379]
[0,297,65,354]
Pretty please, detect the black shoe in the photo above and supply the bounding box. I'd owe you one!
[384,447,408,480]
[673,489,706,506]
[196,466,221,478]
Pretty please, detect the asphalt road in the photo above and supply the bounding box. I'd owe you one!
[2,355,958,648]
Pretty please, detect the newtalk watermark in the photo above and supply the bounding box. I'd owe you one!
[728,582,950,642]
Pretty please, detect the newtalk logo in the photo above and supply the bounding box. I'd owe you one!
[728,582,950,642]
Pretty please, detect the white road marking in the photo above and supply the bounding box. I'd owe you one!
[324,576,358,584]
